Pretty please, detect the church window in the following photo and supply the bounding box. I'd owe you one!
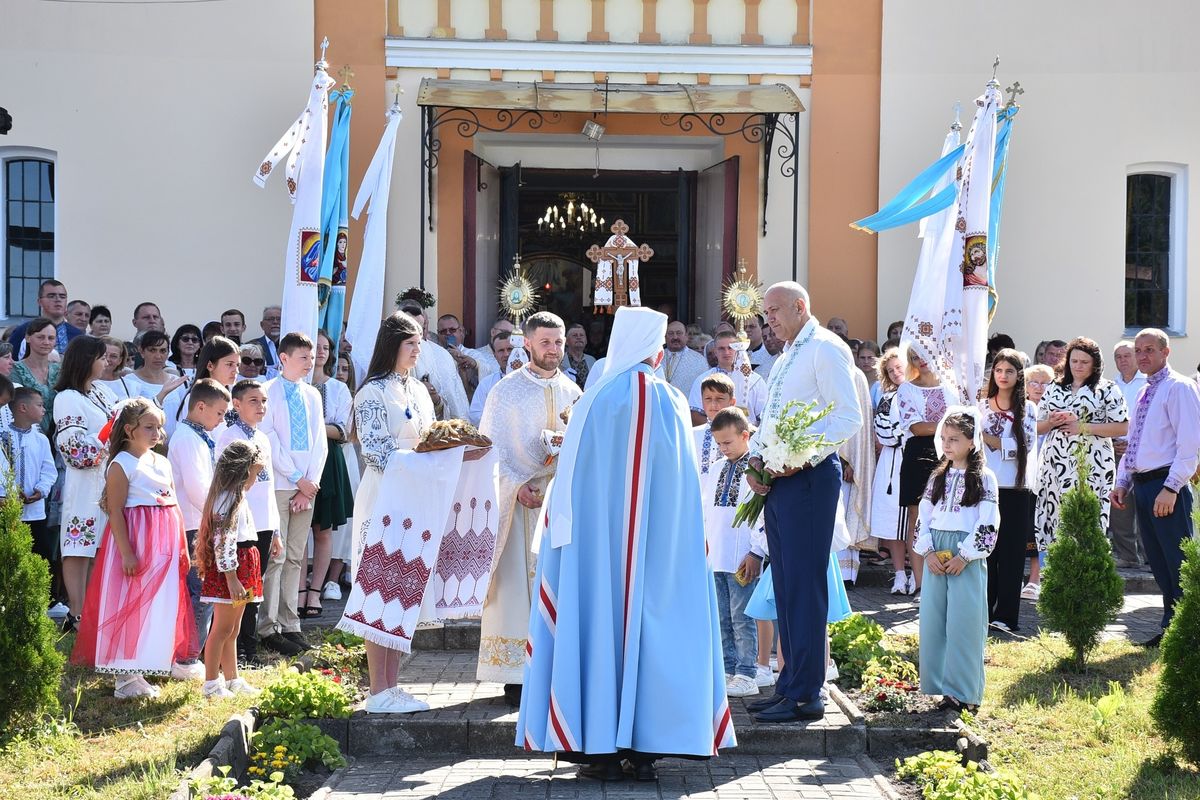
[1126,165,1187,333]
[2,155,56,317]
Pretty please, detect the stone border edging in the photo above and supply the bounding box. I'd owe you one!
[168,709,259,800]
[855,754,903,800]
[307,756,356,800]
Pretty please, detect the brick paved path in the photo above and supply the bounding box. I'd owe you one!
[321,755,893,799]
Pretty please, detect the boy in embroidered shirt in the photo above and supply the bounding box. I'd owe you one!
[167,378,230,671]
[703,407,767,699]
[1,385,57,597]
[216,379,285,662]
[258,333,327,652]
[693,373,737,477]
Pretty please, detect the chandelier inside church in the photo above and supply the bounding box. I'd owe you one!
[536,194,605,239]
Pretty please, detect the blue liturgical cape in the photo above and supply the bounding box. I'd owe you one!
[516,364,735,757]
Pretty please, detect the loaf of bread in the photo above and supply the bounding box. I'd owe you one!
[414,419,493,452]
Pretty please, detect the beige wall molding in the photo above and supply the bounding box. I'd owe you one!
[386,36,813,75]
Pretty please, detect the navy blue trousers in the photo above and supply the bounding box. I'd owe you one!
[1133,477,1194,629]
[764,455,841,704]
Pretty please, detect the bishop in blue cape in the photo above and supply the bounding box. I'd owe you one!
[516,306,735,780]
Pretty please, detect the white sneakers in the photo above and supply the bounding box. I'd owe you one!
[364,686,430,714]
[226,677,261,695]
[202,678,234,699]
[755,664,775,687]
[170,661,206,681]
[47,602,70,620]
[1020,582,1041,600]
[322,581,343,601]
[114,675,160,699]
[890,572,908,595]
[725,674,759,698]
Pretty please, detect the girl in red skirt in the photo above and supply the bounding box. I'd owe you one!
[193,439,270,698]
[72,398,198,699]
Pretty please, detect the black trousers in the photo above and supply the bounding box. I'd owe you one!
[238,530,274,647]
[987,488,1033,630]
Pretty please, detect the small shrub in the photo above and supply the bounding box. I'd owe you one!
[0,486,64,732]
[1151,536,1200,765]
[896,750,1037,799]
[1090,681,1125,742]
[248,718,345,782]
[257,671,351,720]
[1038,450,1124,670]
[320,628,364,648]
[829,613,887,687]
[310,642,366,677]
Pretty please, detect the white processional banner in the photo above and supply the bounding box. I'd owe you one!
[254,66,335,346]
[345,105,403,385]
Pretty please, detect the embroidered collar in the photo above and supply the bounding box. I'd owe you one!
[234,419,257,438]
[1147,365,1169,386]
[181,419,215,445]
[8,422,31,435]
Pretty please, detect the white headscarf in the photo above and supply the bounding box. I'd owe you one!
[933,404,985,459]
[546,307,667,548]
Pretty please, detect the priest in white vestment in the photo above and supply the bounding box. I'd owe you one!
[662,320,710,394]
[477,313,581,701]
[399,301,471,420]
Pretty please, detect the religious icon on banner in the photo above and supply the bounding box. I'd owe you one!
[334,229,349,285]
[299,229,321,285]
[962,234,989,287]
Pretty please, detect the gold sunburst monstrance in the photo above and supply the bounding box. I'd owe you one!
[499,254,538,325]
[722,258,764,339]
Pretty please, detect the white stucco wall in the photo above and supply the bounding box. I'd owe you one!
[0,0,312,339]
[878,0,1200,371]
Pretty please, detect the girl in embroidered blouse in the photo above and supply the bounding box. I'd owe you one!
[915,409,1000,713]
[894,348,953,595]
[71,400,196,699]
[193,439,271,699]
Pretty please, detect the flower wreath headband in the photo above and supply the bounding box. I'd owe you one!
[933,405,985,459]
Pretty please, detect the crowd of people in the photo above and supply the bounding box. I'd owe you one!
[9,274,1199,778]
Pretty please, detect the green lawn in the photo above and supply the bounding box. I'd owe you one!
[951,633,1198,800]
[0,633,288,800]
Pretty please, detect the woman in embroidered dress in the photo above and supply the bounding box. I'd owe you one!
[339,312,489,715]
[894,348,952,595]
[71,399,197,698]
[54,335,116,630]
[1033,337,1128,568]
[980,349,1038,632]
[13,317,61,432]
[302,330,354,617]
[870,348,910,593]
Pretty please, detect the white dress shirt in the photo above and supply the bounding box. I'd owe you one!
[750,318,863,465]
[260,377,328,491]
[215,420,280,533]
[1112,370,1148,443]
[749,344,778,377]
[0,424,57,521]
[167,422,216,531]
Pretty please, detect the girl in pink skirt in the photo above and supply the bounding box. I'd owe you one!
[193,439,270,699]
[72,399,198,699]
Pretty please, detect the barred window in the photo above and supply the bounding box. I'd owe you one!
[4,158,56,317]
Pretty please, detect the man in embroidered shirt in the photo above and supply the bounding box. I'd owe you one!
[744,282,862,723]
[8,279,84,358]
[1111,328,1200,647]
[1109,340,1148,569]
[687,330,767,426]
[258,333,328,652]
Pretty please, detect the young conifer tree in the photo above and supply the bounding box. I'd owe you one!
[0,483,64,729]
[1038,446,1125,670]
[1151,534,1200,765]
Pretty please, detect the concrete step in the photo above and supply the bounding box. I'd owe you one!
[319,651,865,758]
[852,556,1159,593]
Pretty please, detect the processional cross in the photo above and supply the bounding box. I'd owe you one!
[586,219,654,313]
